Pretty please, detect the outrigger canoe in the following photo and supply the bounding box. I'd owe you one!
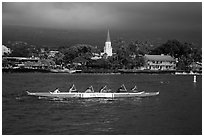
[26,84,159,98]
[26,90,159,98]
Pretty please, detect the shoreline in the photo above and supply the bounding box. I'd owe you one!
[2,68,202,75]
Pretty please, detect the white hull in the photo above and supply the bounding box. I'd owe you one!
[26,91,159,98]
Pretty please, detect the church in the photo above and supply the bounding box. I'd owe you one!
[91,30,113,60]
[103,29,112,57]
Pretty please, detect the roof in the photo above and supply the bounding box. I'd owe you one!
[106,29,111,42]
[91,56,101,60]
[144,54,176,62]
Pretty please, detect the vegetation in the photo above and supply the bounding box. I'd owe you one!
[150,39,202,70]
[3,39,202,71]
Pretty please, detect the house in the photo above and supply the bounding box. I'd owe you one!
[144,54,176,70]
[2,45,11,56]
[3,57,55,69]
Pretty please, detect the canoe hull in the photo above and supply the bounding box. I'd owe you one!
[26,91,159,98]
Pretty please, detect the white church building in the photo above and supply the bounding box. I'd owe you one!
[91,30,113,60]
[103,29,112,57]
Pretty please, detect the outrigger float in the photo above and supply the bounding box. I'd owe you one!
[26,84,159,99]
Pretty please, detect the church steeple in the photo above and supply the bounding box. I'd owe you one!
[106,29,111,42]
[104,29,112,57]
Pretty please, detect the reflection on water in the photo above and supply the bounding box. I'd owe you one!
[193,82,197,88]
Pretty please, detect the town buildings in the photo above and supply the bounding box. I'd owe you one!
[144,54,176,70]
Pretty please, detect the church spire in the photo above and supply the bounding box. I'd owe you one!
[106,29,111,42]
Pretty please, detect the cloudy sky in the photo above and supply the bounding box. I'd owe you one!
[2,2,202,46]
[3,2,201,30]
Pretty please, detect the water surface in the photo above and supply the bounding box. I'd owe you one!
[2,73,202,135]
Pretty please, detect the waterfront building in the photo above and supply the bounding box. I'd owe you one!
[3,57,39,66]
[2,57,54,69]
[144,54,176,70]
[2,45,11,56]
[103,29,112,57]
[48,50,59,58]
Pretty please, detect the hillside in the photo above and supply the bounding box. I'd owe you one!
[2,25,201,50]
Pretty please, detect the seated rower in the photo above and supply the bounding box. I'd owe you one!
[53,88,60,93]
[99,85,112,93]
[131,85,138,92]
[69,84,78,93]
[85,86,94,93]
[116,84,127,93]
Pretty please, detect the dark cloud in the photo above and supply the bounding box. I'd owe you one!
[3,2,201,30]
[2,2,202,46]
[3,3,120,29]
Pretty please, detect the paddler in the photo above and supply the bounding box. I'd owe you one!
[131,85,138,92]
[117,84,127,93]
[53,88,60,93]
[85,86,94,93]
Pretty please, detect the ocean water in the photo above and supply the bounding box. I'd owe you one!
[2,73,202,135]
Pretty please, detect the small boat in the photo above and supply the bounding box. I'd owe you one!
[99,85,112,93]
[26,90,159,98]
[26,84,159,99]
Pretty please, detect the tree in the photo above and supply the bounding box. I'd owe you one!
[53,52,65,65]
[63,47,78,63]
[150,39,202,70]
[62,44,95,64]
[10,45,30,57]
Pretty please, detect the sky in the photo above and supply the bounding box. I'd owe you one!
[2,2,202,46]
